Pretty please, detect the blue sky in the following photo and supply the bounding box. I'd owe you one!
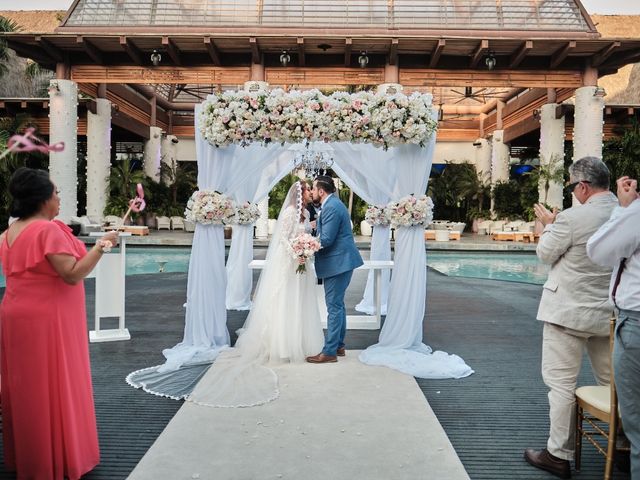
[0,0,639,14]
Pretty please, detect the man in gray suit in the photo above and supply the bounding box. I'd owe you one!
[524,157,618,479]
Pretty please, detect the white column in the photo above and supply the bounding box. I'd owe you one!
[144,126,162,181]
[255,196,269,239]
[474,138,492,185]
[86,98,111,220]
[48,79,78,223]
[161,134,178,185]
[573,86,605,161]
[491,130,510,185]
[539,103,565,209]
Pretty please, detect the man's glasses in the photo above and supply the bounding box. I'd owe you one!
[564,180,591,193]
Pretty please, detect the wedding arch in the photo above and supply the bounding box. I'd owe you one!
[132,82,472,393]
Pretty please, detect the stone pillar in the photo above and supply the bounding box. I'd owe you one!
[144,126,162,181]
[539,103,565,208]
[48,79,78,223]
[86,98,111,220]
[161,134,178,185]
[573,86,605,161]
[474,138,492,185]
[491,130,510,185]
[255,196,269,239]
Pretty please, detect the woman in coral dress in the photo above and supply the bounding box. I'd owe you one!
[0,167,118,479]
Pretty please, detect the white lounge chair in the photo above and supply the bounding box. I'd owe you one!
[477,220,492,235]
[103,215,121,228]
[170,216,185,230]
[488,220,506,235]
[71,216,102,235]
[156,216,171,230]
[184,220,196,232]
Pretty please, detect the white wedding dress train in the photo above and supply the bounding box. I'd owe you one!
[188,185,325,407]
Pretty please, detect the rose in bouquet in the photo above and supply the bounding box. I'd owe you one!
[364,205,390,226]
[289,232,321,274]
[387,195,434,227]
[184,190,236,225]
[233,201,261,225]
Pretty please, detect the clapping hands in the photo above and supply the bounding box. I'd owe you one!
[616,176,640,208]
[533,203,558,226]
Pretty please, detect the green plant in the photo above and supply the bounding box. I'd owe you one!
[268,173,299,218]
[492,180,525,219]
[105,155,146,218]
[603,117,640,189]
[0,16,20,78]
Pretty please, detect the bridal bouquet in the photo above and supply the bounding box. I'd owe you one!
[364,205,390,226]
[387,195,434,227]
[289,233,321,274]
[232,201,261,225]
[184,190,236,225]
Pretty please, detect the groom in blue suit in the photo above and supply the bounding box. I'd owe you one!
[307,175,363,363]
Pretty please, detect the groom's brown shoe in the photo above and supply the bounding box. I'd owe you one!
[306,353,337,363]
[524,448,571,479]
[337,347,346,357]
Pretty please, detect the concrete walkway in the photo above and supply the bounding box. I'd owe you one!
[128,352,469,480]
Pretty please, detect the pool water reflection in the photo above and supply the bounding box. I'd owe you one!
[0,248,549,288]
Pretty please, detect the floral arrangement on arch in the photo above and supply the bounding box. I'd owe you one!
[198,89,437,150]
[386,195,434,227]
[232,201,261,225]
[184,190,236,225]
[364,205,390,226]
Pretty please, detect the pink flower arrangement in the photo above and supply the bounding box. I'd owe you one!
[184,190,236,225]
[289,233,321,274]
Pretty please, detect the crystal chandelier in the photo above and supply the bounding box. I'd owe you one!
[293,146,334,177]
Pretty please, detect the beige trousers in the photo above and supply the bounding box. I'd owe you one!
[542,321,611,460]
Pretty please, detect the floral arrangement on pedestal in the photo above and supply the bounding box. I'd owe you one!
[364,205,391,226]
[184,190,236,225]
[232,201,261,225]
[386,195,434,227]
[198,89,437,150]
[288,233,321,274]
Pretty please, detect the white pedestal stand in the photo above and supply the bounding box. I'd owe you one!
[248,260,393,330]
[88,232,132,342]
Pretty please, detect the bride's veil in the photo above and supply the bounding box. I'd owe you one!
[187,180,307,407]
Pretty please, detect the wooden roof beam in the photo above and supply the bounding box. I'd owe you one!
[389,38,399,66]
[470,40,489,69]
[120,36,143,65]
[6,40,51,65]
[509,40,532,69]
[591,41,621,67]
[77,36,103,65]
[35,36,63,62]
[429,39,445,68]
[297,37,305,67]
[203,37,221,65]
[344,38,352,67]
[162,36,182,66]
[249,37,260,64]
[550,41,576,69]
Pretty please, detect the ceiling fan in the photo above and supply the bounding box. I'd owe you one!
[449,86,511,104]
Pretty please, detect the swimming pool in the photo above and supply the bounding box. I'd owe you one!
[0,248,548,287]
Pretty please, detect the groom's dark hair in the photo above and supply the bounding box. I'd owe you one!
[315,175,336,193]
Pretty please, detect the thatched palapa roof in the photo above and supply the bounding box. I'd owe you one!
[0,10,64,33]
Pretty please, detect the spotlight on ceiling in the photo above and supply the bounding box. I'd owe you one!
[485,51,496,70]
[317,43,332,52]
[279,50,291,67]
[47,81,60,95]
[150,49,162,66]
[358,51,369,68]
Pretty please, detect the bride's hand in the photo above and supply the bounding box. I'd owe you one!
[310,220,317,229]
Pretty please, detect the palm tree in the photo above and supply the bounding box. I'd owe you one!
[105,155,147,217]
[0,16,20,78]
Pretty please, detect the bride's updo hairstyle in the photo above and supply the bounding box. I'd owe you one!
[314,175,336,194]
[9,167,55,219]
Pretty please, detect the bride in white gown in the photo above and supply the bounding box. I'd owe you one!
[188,180,325,407]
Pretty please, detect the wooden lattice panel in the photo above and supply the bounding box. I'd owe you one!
[400,69,583,88]
[71,66,251,84]
[265,67,385,86]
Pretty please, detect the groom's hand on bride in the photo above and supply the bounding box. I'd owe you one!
[310,220,317,229]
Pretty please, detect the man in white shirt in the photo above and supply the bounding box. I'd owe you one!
[524,157,618,479]
[588,175,640,479]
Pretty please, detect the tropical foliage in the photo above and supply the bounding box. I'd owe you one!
[603,118,640,188]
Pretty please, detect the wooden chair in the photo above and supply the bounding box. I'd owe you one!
[574,316,620,480]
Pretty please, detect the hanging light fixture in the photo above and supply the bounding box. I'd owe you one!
[47,81,61,95]
[593,86,607,97]
[293,145,334,177]
[358,51,369,68]
[279,50,291,67]
[485,51,496,70]
[437,104,444,121]
[150,49,162,66]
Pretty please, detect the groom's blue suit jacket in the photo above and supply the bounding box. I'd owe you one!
[315,194,363,279]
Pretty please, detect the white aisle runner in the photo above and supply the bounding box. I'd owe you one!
[128,352,470,480]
